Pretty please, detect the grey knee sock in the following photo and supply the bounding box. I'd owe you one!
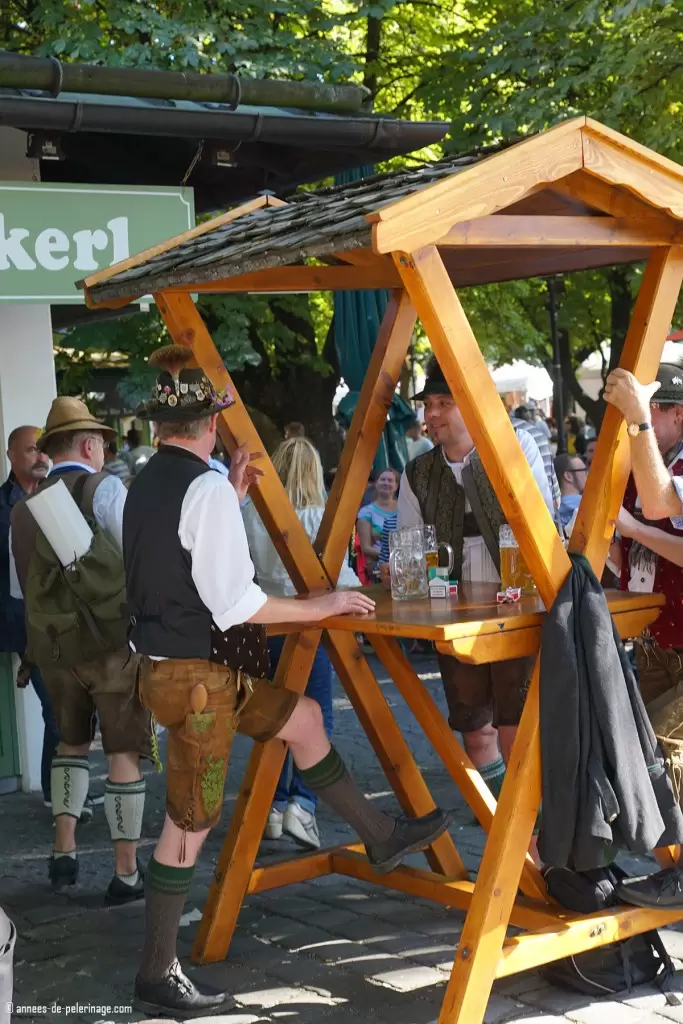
[138,858,195,983]
[298,747,395,845]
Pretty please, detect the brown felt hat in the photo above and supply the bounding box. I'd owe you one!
[37,397,116,452]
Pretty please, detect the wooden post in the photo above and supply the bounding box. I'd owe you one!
[569,247,683,570]
[317,290,416,578]
[155,290,330,594]
[393,246,571,607]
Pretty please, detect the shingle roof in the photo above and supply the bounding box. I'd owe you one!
[84,151,492,303]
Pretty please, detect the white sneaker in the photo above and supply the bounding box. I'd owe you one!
[265,807,283,839]
[283,802,321,850]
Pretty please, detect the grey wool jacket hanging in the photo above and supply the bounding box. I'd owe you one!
[538,555,683,871]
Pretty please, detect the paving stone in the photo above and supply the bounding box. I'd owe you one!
[369,963,447,993]
[565,998,660,1022]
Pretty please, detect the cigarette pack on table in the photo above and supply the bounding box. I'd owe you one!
[449,582,459,598]
[428,565,449,582]
[429,577,448,599]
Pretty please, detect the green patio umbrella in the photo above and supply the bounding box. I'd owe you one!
[333,167,414,475]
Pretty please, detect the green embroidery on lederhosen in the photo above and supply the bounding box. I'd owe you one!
[200,757,225,814]
[189,711,215,734]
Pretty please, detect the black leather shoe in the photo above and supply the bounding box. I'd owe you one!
[617,867,683,909]
[105,860,145,907]
[48,854,78,889]
[366,808,452,874]
[134,958,236,1018]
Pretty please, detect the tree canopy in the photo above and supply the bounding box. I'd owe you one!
[4,0,683,445]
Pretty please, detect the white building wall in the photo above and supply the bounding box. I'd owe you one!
[0,127,57,792]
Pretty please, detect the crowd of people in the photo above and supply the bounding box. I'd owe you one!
[3,349,683,1013]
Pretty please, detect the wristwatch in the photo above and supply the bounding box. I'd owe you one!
[627,421,651,438]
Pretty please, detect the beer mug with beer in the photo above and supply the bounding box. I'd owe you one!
[499,524,537,595]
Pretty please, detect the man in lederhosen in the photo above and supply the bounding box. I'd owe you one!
[400,358,553,814]
[124,346,451,1017]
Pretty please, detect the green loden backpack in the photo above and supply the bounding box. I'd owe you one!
[24,472,129,670]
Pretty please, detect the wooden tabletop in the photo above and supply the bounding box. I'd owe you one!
[269,583,665,642]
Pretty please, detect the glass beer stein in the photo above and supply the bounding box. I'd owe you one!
[498,524,537,595]
[389,526,429,601]
[422,525,454,577]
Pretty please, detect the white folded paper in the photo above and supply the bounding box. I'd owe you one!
[26,479,93,567]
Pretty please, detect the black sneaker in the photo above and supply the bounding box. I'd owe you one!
[134,958,236,1018]
[617,867,683,910]
[366,808,452,874]
[105,860,145,907]
[48,854,79,890]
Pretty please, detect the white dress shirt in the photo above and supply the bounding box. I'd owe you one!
[242,499,360,597]
[180,471,267,630]
[9,460,127,598]
[397,431,553,583]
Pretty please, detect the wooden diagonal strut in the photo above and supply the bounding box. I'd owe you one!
[394,245,683,1024]
[369,635,547,902]
[570,247,683,569]
[155,290,330,595]
[157,290,332,964]
[394,248,567,1024]
[324,630,467,879]
[317,290,417,578]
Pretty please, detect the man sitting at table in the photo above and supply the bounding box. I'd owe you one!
[400,357,553,805]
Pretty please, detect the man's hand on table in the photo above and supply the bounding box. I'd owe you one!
[229,442,264,501]
[604,369,660,425]
[311,590,376,618]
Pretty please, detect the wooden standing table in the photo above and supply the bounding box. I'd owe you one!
[80,117,683,1023]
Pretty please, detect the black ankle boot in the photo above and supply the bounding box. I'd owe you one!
[134,958,236,1018]
[366,808,452,874]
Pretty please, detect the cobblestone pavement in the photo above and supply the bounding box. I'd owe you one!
[4,653,683,1024]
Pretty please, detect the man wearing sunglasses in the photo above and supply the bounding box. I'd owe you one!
[554,453,588,530]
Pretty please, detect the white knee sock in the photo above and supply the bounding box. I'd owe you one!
[104,778,146,842]
[51,756,89,821]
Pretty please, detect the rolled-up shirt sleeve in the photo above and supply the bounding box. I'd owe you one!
[179,471,267,630]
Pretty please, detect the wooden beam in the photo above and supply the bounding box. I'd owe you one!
[332,852,562,931]
[81,193,286,295]
[569,247,683,570]
[585,117,683,189]
[552,171,679,226]
[497,902,683,979]
[394,246,570,609]
[316,291,416,579]
[436,215,681,248]
[439,659,544,1023]
[583,131,683,220]
[155,290,331,593]
[370,119,585,255]
[161,262,403,294]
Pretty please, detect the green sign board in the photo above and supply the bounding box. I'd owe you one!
[0,181,194,303]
